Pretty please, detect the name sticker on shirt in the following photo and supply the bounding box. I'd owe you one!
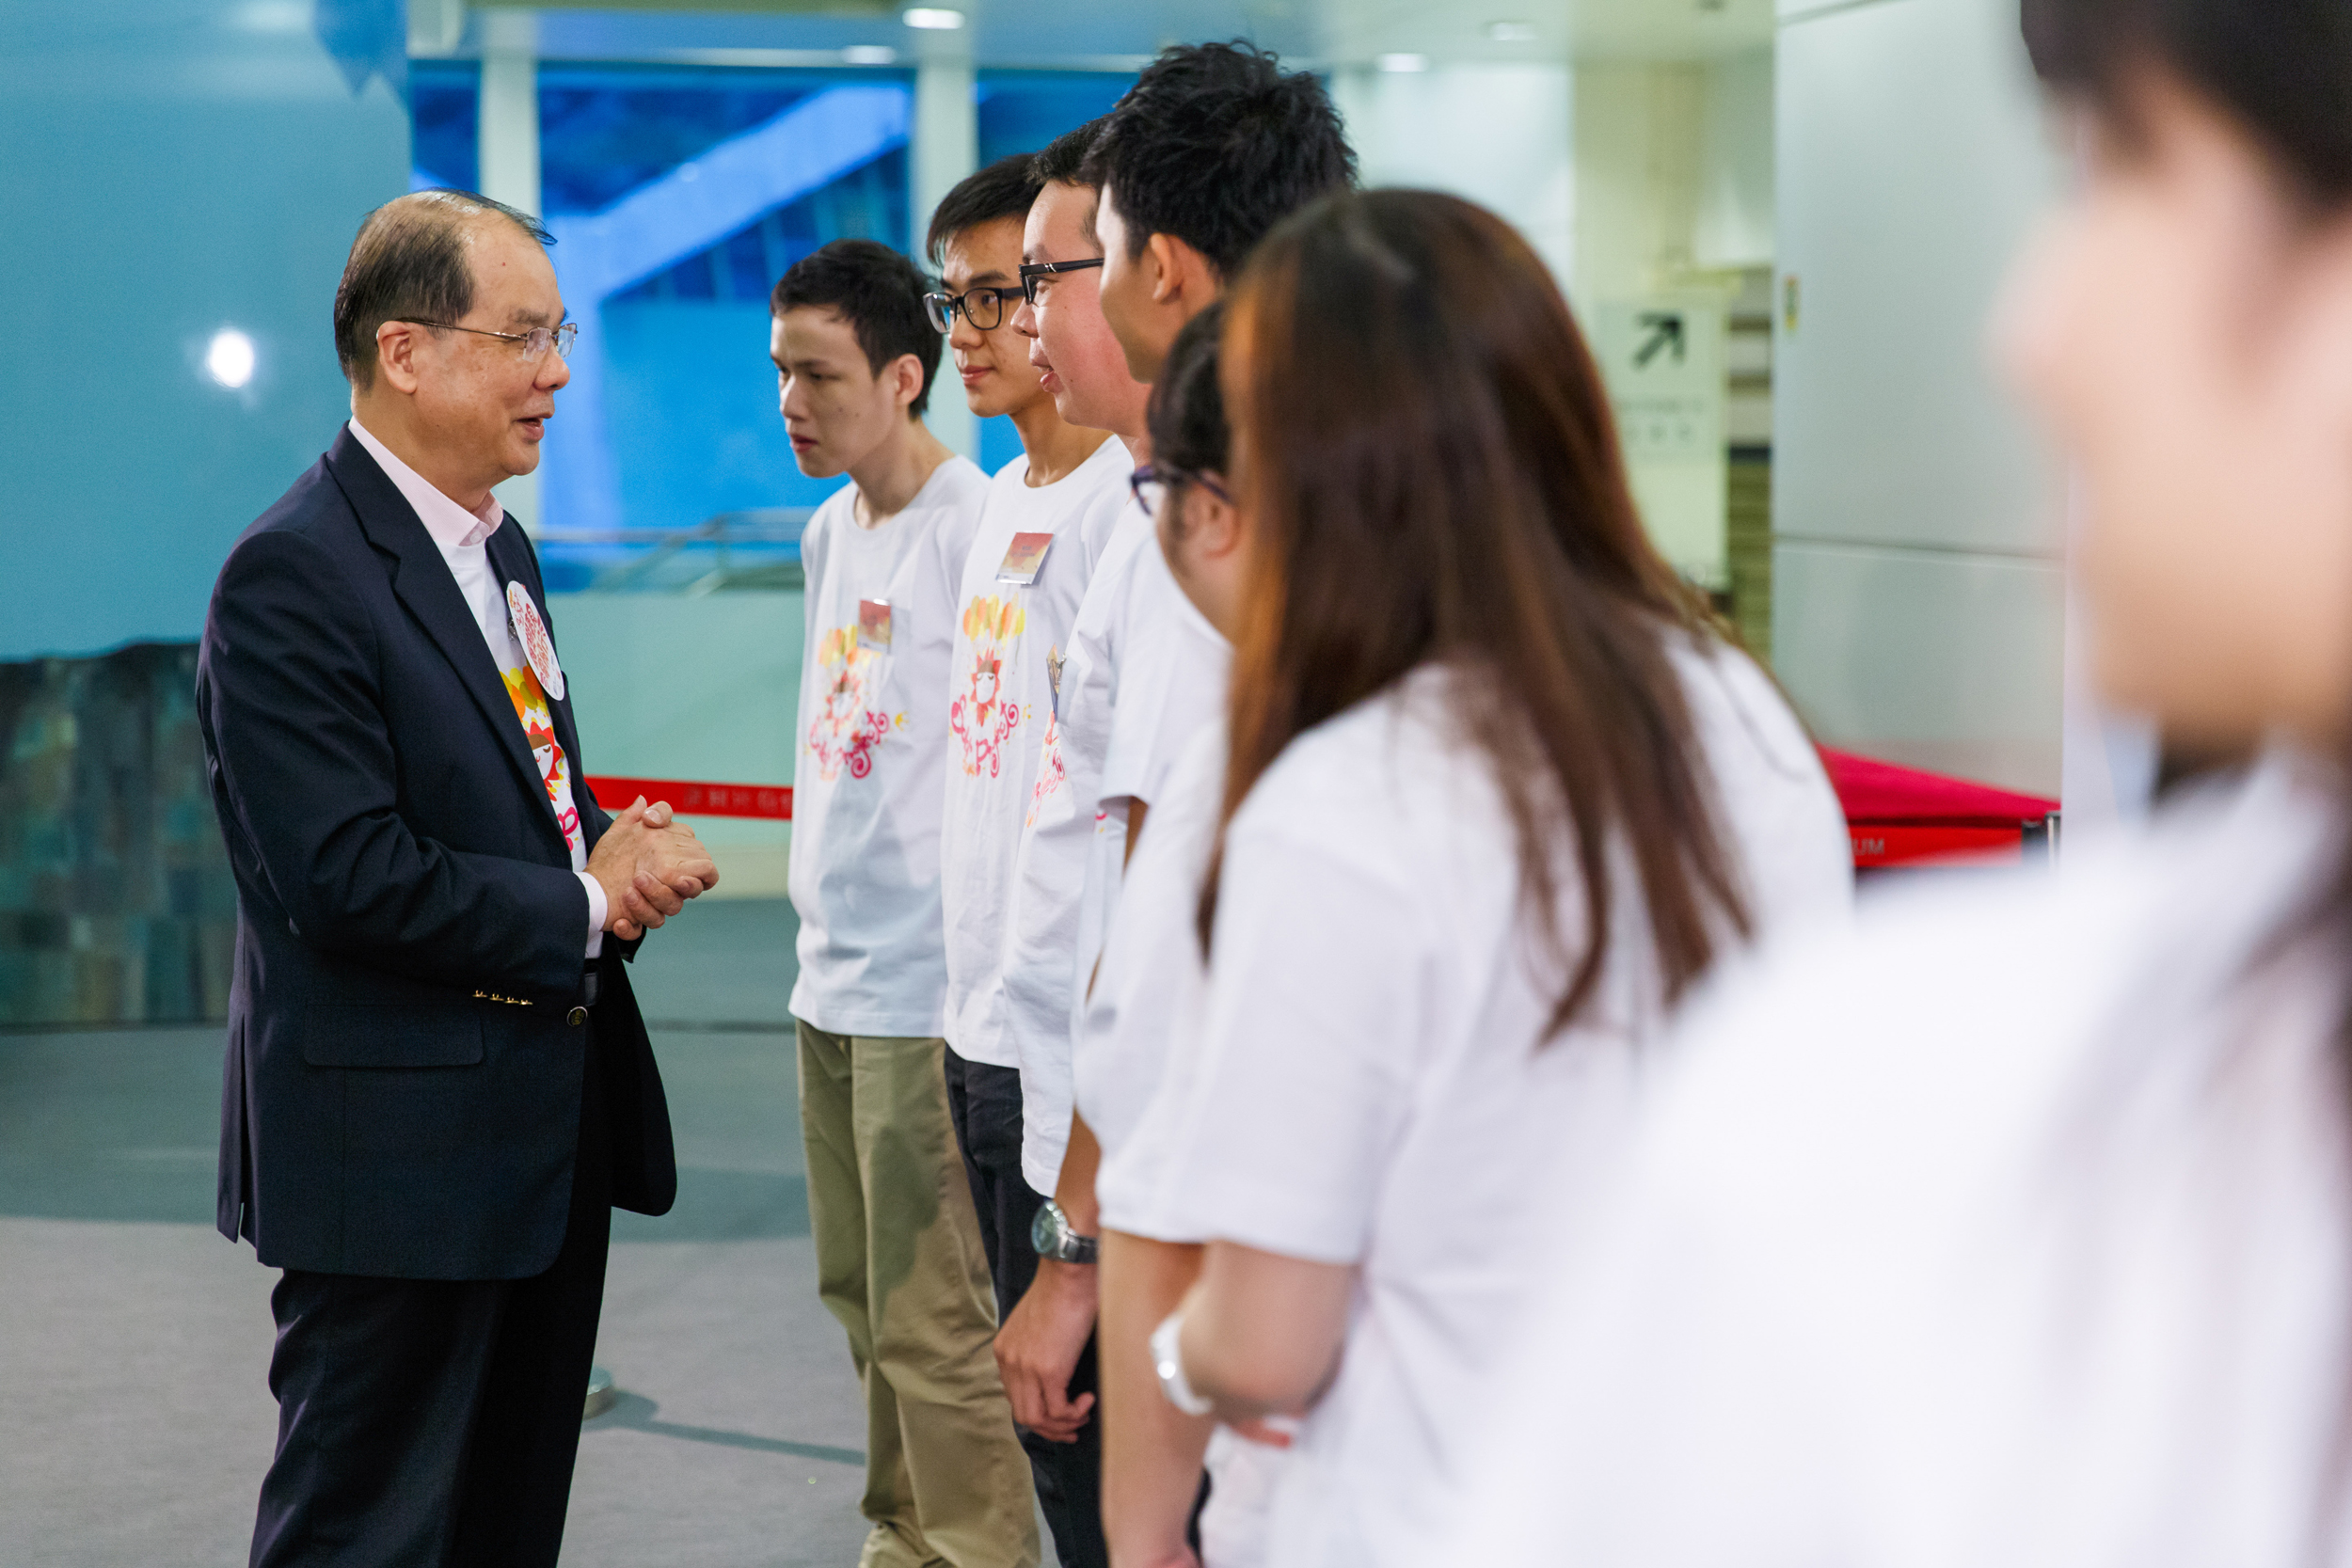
[858,598,893,650]
[505,581,565,702]
[996,531,1054,586]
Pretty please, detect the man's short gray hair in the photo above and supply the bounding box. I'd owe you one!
[332,188,551,390]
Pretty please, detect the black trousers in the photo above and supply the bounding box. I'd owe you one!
[249,1017,615,1568]
[943,1045,1109,1568]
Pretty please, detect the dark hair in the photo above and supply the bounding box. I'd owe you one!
[1033,117,1107,188]
[1084,41,1357,277]
[927,152,1046,267]
[334,188,551,390]
[2023,0,2352,204]
[771,238,942,418]
[1147,301,1228,502]
[1206,189,1748,1034]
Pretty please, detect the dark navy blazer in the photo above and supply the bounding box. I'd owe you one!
[196,426,675,1280]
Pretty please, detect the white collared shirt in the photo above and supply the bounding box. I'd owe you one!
[347,418,605,953]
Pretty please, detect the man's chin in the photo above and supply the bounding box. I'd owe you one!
[791,448,846,480]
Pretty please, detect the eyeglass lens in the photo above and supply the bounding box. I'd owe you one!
[924,290,1009,334]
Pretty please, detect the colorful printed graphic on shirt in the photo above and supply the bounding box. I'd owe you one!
[501,663,584,856]
[952,594,1026,779]
[1027,709,1072,829]
[806,625,894,783]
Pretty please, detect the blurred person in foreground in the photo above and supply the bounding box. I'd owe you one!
[771,238,1041,1568]
[1436,3,2352,1563]
[984,43,1354,1568]
[1135,187,1852,1568]
[197,188,717,1568]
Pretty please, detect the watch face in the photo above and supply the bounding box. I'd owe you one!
[1031,1200,1063,1258]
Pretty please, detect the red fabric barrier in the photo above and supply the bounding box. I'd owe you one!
[1820,748,2058,869]
[585,776,793,820]
[587,752,2058,870]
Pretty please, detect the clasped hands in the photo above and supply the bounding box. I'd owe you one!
[587,797,720,942]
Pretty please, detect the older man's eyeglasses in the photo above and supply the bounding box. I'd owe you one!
[393,319,579,361]
[923,287,1016,334]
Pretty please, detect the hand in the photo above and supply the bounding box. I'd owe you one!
[995,1258,1099,1443]
[587,798,720,935]
[1228,1417,1296,1449]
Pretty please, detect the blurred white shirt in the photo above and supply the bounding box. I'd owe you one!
[1440,749,2352,1568]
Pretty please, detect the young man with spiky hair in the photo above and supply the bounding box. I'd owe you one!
[990,45,1354,1568]
[1083,40,1356,384]
[772,237,1040,1568]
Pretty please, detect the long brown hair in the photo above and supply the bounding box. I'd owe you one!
[1204,188,1751,1035]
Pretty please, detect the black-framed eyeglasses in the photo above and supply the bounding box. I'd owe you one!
[392,318,578,361]
[922,286,1017,334]
[1130,463,1232,517]
[1017,257,1105,306]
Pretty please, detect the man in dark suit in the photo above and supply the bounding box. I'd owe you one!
[196,188,721,1568]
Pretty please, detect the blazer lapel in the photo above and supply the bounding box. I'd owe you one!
[325,429,557,847]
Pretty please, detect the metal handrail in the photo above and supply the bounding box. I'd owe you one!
[538,508,812,594]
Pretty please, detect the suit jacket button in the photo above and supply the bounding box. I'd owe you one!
[567,1006,588,1027]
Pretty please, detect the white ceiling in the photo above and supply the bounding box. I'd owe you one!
[492,0,1777,71]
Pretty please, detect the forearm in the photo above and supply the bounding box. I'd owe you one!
[1102,1230,1213,1568]
[1057,1111,1105,1235]
[1177,1242,1355,1420]
[249,808,593,997]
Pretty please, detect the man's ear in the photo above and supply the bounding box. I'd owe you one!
[373,320,425,396]
[891,352,928,414]
[1150,234,1221,308]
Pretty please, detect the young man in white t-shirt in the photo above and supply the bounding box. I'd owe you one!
[773,239,1038,1568]
[986,51,1356,1568]
[928,145,1134,1568]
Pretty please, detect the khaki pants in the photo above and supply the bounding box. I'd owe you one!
[796,1021,1041,1568]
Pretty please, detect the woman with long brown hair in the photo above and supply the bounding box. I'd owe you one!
[1119,188,1851,1567]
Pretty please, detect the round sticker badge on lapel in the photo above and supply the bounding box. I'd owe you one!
[505,581,566,702]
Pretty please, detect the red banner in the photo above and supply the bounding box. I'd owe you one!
[585,776,793,820]
[1849,822,2027,870]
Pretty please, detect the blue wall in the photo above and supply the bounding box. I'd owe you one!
[605,298,839,525]
[0,0,412,660]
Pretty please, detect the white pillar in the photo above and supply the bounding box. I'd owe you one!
[911,57,979,460]
[479,10,544,528]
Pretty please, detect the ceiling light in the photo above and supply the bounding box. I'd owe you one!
[901,7,964,28]
[1486,20,1538,42]
[842,44,898,64]
[206,329,256,389]
[1375,52,1430,72]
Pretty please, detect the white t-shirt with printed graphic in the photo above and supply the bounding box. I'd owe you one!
[938,436,1134,1066]
[1002,511,1232,1194]
[787,454,990,1037]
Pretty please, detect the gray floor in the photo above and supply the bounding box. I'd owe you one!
[0,900,899,1567]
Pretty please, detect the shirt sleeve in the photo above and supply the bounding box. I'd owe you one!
[578,871,606,954]
[1143,822,1426,1264]
[1101,552,1229,807]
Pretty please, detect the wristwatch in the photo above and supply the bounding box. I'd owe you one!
[1031,1198,1100,1265]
